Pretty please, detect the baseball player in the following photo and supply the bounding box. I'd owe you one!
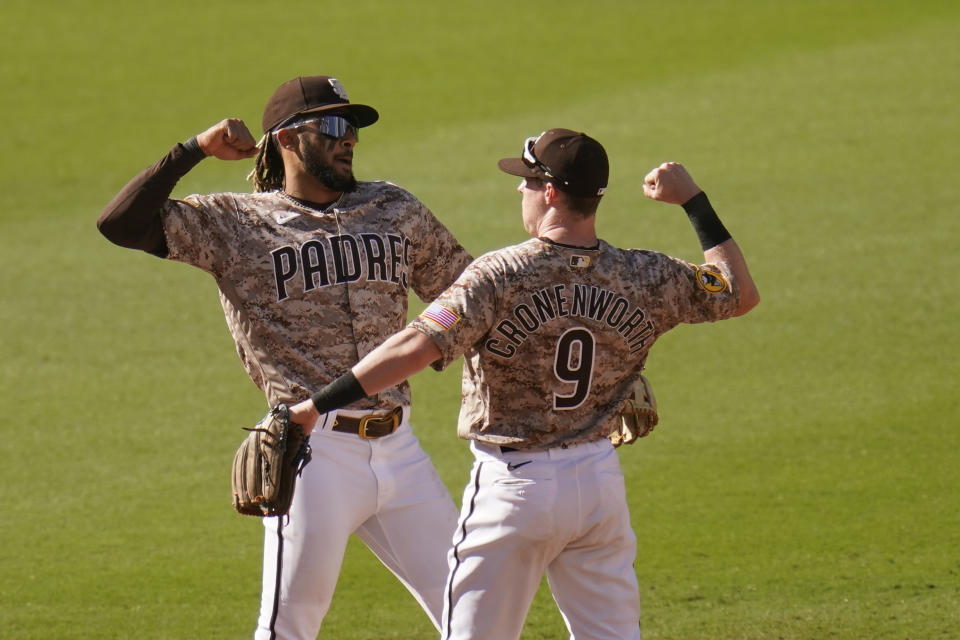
[97,76,472,639]
[286,129,760,639]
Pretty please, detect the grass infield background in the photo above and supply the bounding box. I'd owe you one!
[1,1,958,638]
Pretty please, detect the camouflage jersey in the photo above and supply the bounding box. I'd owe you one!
[160,182,471,408]
[409,237,741,449]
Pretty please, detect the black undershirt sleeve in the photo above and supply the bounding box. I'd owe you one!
[96,137,207,258]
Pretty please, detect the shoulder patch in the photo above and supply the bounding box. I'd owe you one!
[694,266,729,294]
[420,303,461,330]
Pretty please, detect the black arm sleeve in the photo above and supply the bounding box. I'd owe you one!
[681,191,732,251]
[310,371,369,414]
[96,138,207,258]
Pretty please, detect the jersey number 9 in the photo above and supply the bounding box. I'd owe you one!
[553,328,596,410]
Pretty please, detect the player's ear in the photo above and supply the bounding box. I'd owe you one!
[275,128,298,151]
[543,182,559,206]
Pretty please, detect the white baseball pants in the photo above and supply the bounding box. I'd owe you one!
[442,438,641,640]
[254,408,459,639]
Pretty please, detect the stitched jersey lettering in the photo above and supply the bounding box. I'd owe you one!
[483,283,655,360]
[271,232,410,301]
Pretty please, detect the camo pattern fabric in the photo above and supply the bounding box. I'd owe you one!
[410,237,740,449]
[160,181,472,408]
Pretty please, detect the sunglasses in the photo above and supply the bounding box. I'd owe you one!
[521,135,569,187]
[279,114,358,140]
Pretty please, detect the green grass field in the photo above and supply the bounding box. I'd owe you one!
[2,1,958,638]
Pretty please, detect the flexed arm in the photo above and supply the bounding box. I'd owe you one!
[97,119,257,255]
[644,162,760,316]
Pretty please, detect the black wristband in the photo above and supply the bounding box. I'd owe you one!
[181,136,207,160]
[310,371,368,414]
[682,191,731,251]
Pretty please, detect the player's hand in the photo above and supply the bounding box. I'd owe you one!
[288,398,319,437]
[196,118,258,160]
[643,162,702,205]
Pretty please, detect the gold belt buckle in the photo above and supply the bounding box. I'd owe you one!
[357,408,400,439]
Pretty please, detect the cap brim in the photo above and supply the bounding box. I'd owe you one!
[299,103,379,128]
[498,157,544,179]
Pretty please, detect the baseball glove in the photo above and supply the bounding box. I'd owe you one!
[609,375,659,447]
[232,404,312,517]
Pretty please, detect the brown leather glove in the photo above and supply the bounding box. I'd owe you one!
[232,404,312,517]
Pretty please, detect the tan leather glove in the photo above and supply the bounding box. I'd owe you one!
[610,375,659,447]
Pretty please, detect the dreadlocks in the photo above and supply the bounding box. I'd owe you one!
[248,133,285,192]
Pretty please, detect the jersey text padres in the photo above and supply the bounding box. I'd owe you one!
[160,181,471,408]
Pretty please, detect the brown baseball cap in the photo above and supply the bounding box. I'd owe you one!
[261,76,379,134]
[498,129,608,197]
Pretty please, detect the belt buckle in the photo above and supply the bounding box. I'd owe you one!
[357,409,400,439]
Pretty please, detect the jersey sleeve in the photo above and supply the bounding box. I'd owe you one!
[97,142,207,257]
[406,201,473,301]
[408,253,501,370]
[160,193,243,277]
[648,252,741,325]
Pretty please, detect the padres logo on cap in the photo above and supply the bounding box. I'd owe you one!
[328,78,348,100]
[694,266,728,294]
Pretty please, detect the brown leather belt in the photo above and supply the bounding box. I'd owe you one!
[331,407,403,439]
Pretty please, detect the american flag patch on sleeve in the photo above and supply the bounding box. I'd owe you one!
[420,303,461,330]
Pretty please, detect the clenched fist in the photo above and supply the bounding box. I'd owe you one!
[196,118,258,161]
[643,162,702,205]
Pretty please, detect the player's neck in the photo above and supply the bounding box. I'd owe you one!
[536,212,598,248]
[283,177,342,205]
[280,166,343,204]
